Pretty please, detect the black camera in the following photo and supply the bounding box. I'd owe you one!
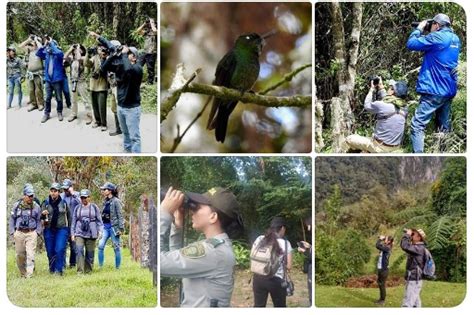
[81,217,91,232]
[412,20,434,33]
[87,47,97,56]
[20,215,30,229]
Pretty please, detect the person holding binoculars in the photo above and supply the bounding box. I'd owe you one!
[160,186,243,307]
[375,235,394,305]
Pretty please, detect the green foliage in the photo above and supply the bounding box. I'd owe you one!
[431,157,466,216]
[232,240,251,269]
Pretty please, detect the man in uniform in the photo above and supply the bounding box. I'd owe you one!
[19,35,44,111]
[9,185,42,278]
[136,17,157,84]
[60,178,81,268]
[160,187,243,307]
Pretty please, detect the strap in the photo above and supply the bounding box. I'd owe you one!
[283,237,288,280]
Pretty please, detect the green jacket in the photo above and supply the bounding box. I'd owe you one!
[85,54,108,92]
[41,196,70,229]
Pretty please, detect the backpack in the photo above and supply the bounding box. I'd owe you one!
[250,236,280,277]
[415,247,436,280]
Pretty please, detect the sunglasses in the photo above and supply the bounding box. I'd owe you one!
[80,196,89,199]
[27,195,34,198]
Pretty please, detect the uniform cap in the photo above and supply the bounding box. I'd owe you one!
[62,179,73,189]
[80,189,91,197]
[50,182,62,191]
[128,47,139,58]
[100,182,116,191]
[186,187,240,220]
[433,13,451,26]
[23,185,35,196]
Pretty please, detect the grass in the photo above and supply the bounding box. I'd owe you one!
[315,281,466,307]
[7,246,157,307]
[161,268,311,307]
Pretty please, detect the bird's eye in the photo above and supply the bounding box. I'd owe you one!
[246,36,250,40]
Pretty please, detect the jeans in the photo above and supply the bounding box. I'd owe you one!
[117,106,141,153]
[44,81,63,115]
[253,274,287,307]
[410,94,452,153]
[98,225,122,268]
[75,237,96,273]
[8,74,23,108]
[43,227,69,273]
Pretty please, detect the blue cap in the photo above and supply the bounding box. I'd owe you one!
[100,182,116,191]
[80,189,91,197]
[50,182,62,191]
[23,185,35,196]
[62,179,73,189]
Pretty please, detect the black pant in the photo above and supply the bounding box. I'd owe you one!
[253,274,286,307]
[139,53,156,84]
[68,238,76,266]
[91,91,108,126]
[377,269,389,301]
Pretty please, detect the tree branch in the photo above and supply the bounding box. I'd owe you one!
[182,83,311,108]
[259,63,312,95]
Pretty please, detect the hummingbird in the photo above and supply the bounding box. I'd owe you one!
[206,31,275,143]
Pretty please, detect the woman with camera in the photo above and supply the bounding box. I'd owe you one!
[375,235,394,305]
[251,217,293,307]
[71,189,103,274]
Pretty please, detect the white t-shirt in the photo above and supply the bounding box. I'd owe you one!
[252,235,293,279]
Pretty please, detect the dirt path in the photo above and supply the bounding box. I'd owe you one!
[6,97,157,153]
[160,268,311,307]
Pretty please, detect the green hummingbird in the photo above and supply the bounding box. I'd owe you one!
[206,31,275,143]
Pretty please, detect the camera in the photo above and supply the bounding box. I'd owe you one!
[91,71,100,80]
[20,215,30,229]
[297,241,305,249]
[369,75,381,86]
[412,20,434,33]
[81,217,91,232]
[87,47,98,56]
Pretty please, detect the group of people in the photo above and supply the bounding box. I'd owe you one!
[9,179,124,278]
[345,13,460,153]
[160,187,311,308]
[375,228,430,307]
[6,18,157,153]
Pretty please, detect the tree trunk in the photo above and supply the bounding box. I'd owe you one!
[315,100,325,152]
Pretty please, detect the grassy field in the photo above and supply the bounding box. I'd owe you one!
[316,281,466,307]
[7,246,157,307]
[161,268,311,307]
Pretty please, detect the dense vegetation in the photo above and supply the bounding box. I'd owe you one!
[315,2,466,152]
[315,157,466,285]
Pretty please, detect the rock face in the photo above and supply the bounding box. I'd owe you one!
[398,157,444,186]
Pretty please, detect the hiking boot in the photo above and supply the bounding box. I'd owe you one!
[68,115,77,122]
[41,115,50,123]
[92,122,99,128]
[27,105,38,112]
[101,126,108,132]
[85,113,93,125]
[58,113,63,121]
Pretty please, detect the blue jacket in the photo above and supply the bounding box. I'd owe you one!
[36,42,65,83]
[406,27,460,98]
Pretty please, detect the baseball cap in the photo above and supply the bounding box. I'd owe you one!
[433,13,451,26]
[50,182,62,191]
[23,185,35,196]
[62,179,73,189]
[128,46,139,58]
[100,182,116,191]
[80,189,91,197]
[186,187,240,220]
[388,80,408,98]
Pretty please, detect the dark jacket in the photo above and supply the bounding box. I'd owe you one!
[41,196,70,230]
[102,196,125,235]
[400,233,426,281]
[376,239,392,271]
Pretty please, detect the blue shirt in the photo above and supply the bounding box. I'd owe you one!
[407,27,460,98]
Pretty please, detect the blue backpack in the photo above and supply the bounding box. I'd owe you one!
[416,248,436,280]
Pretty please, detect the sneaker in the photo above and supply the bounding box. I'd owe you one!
[109,130,122,136]
[58,113,63,121]
[41,115,50,123]
[101,126,108,132]
[68,115,77,122]
[92,122,99,128]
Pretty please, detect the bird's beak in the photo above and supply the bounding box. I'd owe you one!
[261,29,277,40]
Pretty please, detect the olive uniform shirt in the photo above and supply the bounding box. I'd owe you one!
[160,211,236,307]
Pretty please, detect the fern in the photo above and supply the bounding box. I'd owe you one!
[427,216,455,250]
